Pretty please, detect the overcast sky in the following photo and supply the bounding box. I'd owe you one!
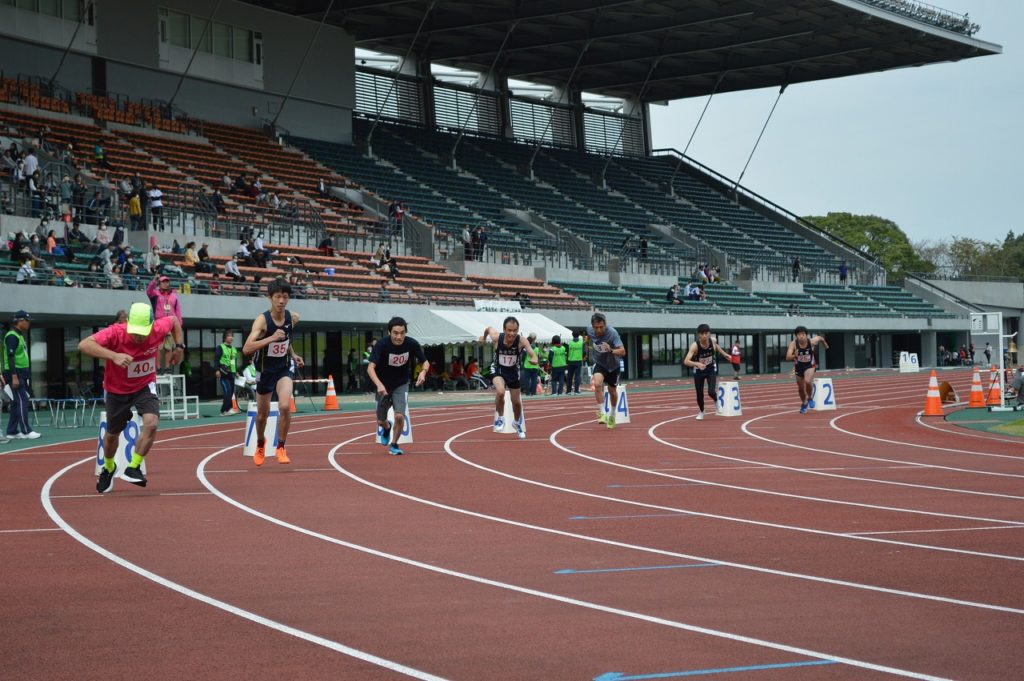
[647,0,1019,246]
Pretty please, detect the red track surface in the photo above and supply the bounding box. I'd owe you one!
[2,369,1022,680]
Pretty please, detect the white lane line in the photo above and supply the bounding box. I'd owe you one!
[159,492,214,496]
[830,410,1024,461]
[915,413,1024,447]
[847,525,1024,537]
[0,527,60,533]
[42,455,448,681]
[328,431,1024,614]
[622,415,1024,527]
[740,411,1024,498]
[197,444,952,681]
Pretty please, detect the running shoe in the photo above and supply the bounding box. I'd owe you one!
[97,464,116,494]
[379,424,391,446]
[799,403,808,414]
[275,446,290,464]
[807,399,816,409]
[16,431,41,439]
[493,417,504,432]
[696,411,705,421]
[122,466,147,487]
[254,444,266,466]
[513,421,525,440]
[598,411,608,425]
[606,414,616,430]
[388,443,404,456]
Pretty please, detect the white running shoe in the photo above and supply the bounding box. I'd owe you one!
[514,421,525,439]
[696,411,705,421]
[20,431,41,439]
[494,417,504,433]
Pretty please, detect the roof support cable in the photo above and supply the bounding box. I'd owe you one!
[49,0,95,92]
[667,71,724,196]
[450,20,519,168]
[168,0,225,109]
[366,0,438,157]
[599,55,662,188]
[271,0,337,129]
[734,82,788,196]
[527,39,592,179]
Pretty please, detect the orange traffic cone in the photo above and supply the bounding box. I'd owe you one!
[968,369,987,408]
[231,394,240,413]
[987,365,1002,406]
[289,394,298,412]
[923,370,944,417]
[324,375,339,411]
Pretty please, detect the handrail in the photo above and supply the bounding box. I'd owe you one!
[650,147,885,279]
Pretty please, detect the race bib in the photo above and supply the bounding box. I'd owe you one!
[388,352,410,367]
[267,340,290,358]
[700,356,713,367]
[127,357,156,377]
[498,353,517,367]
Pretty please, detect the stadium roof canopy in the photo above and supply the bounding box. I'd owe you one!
[244,0,1001,102]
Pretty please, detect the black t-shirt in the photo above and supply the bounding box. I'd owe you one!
[369,336,426,391]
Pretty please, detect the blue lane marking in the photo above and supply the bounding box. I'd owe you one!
[556,563,719,575]
[594,660,837,680]
[570,513,691,520]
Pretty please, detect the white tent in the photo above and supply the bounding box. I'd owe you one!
[407,310,574,345]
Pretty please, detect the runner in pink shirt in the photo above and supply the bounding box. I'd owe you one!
[146,274,182,373]
[79,302,183,493]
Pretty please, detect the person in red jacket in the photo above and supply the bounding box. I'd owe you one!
[146,274,182,373]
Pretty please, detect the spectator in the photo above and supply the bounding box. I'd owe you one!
[221,171,232,190]
[183,241,199,269]
[85,191,108,224]
[318,235,334,257]
[476,225,488,261]
[21,148,38,181]
[224,256,245,282]
[450,357,469,390]
[666,284,682,305]
[196,243,214,273]
[984,342,992,366]
[58,175,73,217]
[470,227,481,262]
[369,242,386,269]
[71,174,87,217]
[149,185,164,230]
[128,191,142,230]
[1011,366,1024,407]
[318,178,328,197]
[61,142,77,169]
[512,291,531,308]
[639,237,648,260]
[461,225,473,260]
[171,239,183,255]
[93,142,112,170]
[0,190,13,215]
[208,272,221,295]
[839,260,849,285]
[394,201,406,231]
[211,189,225,214]
[45,230,57,255]
[378,280,390,302]
[386,257,399,281]
[792,256,801,282]
[235,239,254,266]
[144,245,162,275]
[67,219,88,245]
[110,221,125,247]
[146,274,183,373]
[16,257,36,284]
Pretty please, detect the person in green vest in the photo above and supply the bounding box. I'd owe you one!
[522,333,543,396]
[3,310,40,440]
[214,331,240,416]
[549,335,568,395]
[566,330,586,395]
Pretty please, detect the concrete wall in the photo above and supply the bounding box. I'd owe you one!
[0,0,354,142]
[924,280,1024,311]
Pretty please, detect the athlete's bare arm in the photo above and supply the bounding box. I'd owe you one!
[288,313,304,368]
[714,342,733,361]
[480,326,499,344]
[812,335,829,350]
[683,342,700,369]
[785,341,798,361]
[243,315,279,356]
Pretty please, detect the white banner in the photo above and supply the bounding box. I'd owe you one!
[474,299,522,313]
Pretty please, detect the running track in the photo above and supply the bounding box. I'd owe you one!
[2,369,1022,680]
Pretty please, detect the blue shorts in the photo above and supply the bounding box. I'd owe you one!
[256,367,295,396]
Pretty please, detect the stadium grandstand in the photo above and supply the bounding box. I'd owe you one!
[0,0,1002,401]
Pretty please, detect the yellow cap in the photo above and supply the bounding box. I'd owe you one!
[126,302,154,336]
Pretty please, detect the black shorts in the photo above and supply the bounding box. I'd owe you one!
[256,367,295,395]
[795,364,816,378]
[491,368,521,390]
[594,364,620,387]
[105,386,160,434]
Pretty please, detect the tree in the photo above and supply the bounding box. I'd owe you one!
[804,212,935,277]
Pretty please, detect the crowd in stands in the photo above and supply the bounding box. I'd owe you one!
[461,224,489,261]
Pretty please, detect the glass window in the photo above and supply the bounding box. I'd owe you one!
[233,27,252,62]
[190,15,211,53]
[39,0,59,16]
[167,10,189,48]
[213,21,232,58]
[16,0,38,11]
